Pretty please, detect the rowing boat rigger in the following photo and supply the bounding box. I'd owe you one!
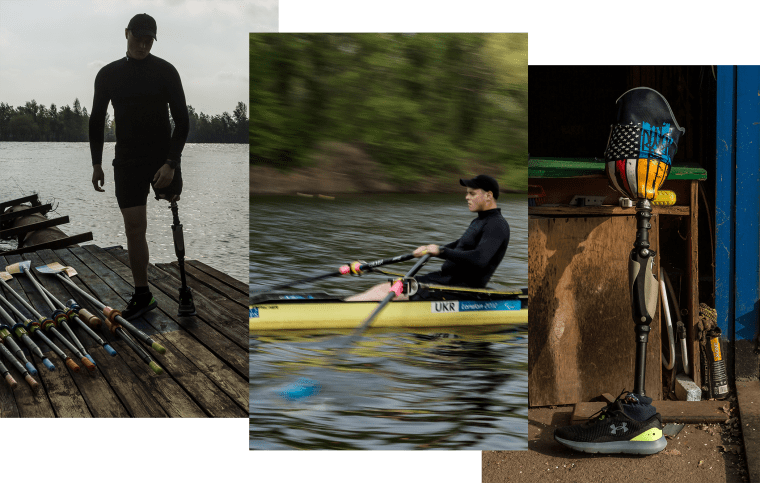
[250,287,528,331]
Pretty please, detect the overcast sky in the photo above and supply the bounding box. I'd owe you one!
[0,0,277,117]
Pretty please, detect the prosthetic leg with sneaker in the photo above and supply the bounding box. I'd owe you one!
[554,87,685,455]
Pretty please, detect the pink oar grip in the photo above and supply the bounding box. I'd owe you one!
[390,280,404,297]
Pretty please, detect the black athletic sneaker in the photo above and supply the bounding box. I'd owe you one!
[554,392,666,455]
[122,292,158,320]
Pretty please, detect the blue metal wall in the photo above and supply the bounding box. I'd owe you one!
[716,65,760,341]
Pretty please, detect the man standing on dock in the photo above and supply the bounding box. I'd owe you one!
[347,175,510,301]
[89,13,189,319]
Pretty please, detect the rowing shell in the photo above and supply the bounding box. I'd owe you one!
[250,291,528,331]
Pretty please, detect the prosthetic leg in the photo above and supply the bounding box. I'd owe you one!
[630,199,659,395]
[554,87,684,454]
[170,200,197,317]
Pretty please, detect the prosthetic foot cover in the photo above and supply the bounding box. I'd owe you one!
[554,392,666,455]
[605,87,685,200]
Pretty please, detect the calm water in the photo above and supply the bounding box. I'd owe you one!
[250,194,528,450]
[0,142,248,282]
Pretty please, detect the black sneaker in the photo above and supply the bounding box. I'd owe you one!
[122,292,158,320]
[554,392,666,455]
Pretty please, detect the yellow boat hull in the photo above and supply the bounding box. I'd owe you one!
[250,300,528,331]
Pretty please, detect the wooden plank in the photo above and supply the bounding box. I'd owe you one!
[530,205,689,217]
[0,216,70,238]
[0,254,88,417]
[162,261,248,305]
[90,247,247,377]
[528,215,661,406]
[687,180,700,385]
[0,204,52,222]
[156,261,247,320]
[9,251,127,417]
[107,248,246,349]
[185,259,248,295]
[51,249,208,417]
[1,232,93,256]
[31,249,173,417]
[0,380,21,417]
[571,399,733,424]
[736,380,760,483]
[68,246,246,416]
[0,194,39,211]
[527,177,692,208]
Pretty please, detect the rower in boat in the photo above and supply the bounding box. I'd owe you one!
[346,174,510,302]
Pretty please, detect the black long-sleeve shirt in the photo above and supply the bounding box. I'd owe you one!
[89,53,189,166]
[434,208,510,288]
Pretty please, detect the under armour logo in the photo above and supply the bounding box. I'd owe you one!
[610,423,628,435]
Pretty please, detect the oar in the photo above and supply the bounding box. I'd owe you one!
[0,280,75,371]
[42,283,162,374]
[263,253,417,291]
[96,302,164,375]
[0,304,39,375]
[5,260,95,371]
[0,275,54,370]
[278,254,432,402]
[351,254,431,337]
[35,283,117,357]
[32,262,167,355]
[46,269,166,355]
[7,261,97,367]
[0,355,17,389]
[0,337,39,391]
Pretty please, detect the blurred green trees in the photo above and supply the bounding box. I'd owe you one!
[250,33,527,190]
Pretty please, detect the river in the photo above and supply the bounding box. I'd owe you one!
[0,142,248,282]
[250,194,528,450]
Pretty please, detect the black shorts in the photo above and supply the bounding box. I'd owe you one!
[113,158,183,209]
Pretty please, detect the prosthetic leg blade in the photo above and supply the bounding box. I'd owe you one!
[170,201,197,317]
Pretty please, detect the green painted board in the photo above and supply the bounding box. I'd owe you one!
[529,157,707,180]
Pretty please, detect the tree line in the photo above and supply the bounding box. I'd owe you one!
[0,99,248,143]
[250,33,527,186]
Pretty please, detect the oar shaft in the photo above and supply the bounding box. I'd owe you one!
[22,269,92,361]
[100,313,163,375]
[0,277,44,320]
[0,282,59,370]
[54,274,167,355]
[0,358,17,388]
[266,253,417,291]
[352,254,432,336]
[0,339,39,390]
[0,326,36,375]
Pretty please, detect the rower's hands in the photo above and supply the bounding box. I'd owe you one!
[414,244,440,257]
[153,162,175,189]
[92,164,105,192]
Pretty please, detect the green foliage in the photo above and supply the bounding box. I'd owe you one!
[0,99,247,143]
[250,33,528,188]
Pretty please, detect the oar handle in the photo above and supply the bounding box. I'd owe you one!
[351,254,432,336]
[265,253,418,291]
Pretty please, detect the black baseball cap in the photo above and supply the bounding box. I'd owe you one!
[460,174,499,199]
[127,13,157,41]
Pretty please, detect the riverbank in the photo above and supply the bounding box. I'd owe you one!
[250,142,527,196]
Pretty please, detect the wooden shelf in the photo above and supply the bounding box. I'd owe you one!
[529,205,690,216]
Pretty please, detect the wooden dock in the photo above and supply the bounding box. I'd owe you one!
[0,245,247,417]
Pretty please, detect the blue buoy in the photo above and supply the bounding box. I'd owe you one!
[279,378,322,401]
